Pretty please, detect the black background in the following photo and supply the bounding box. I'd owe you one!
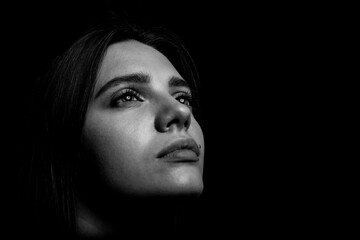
[2,0,353,237]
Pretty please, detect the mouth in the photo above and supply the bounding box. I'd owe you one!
[157,138,200,163]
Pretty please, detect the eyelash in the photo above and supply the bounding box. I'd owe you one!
[110,89,193,108]
[173,91,193,107]
[111,88,143,107]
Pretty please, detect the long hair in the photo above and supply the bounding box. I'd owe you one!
[19,18,201,236]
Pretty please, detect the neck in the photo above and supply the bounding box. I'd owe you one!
[76,194,187,237]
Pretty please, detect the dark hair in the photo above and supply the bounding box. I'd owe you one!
[19,18,201,237]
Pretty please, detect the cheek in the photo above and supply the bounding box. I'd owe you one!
[82,111,155,192]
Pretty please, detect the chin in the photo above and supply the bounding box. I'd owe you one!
[163,167,204,196]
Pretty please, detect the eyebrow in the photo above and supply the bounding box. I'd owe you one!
[168,76,190,88]
[95,73,150,99]
[95,72,190,99]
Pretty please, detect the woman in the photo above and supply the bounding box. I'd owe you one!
[19,17,205,237]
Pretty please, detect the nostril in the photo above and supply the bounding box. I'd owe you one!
[166,118,180,130]
[184,118,190,130]
[165,119,175,130]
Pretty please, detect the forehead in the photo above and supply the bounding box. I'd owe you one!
[97,40,182,86]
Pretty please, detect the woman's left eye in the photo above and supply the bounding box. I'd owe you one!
[174,92,193,107]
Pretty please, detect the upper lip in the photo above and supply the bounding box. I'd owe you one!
[157,138,200,158]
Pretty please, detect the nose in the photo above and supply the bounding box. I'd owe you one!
[155,96,192,133]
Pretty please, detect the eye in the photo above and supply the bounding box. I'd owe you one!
[111,88,143,107]
[173,91,193,107]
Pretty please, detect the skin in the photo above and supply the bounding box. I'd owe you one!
[81,40,205,198]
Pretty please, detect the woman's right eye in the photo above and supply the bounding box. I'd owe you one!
[111,89,143,107]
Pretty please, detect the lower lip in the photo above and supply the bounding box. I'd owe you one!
[159,149,199,162]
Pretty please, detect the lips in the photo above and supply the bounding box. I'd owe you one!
[157,138,200,162]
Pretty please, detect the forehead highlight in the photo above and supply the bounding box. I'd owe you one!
[97,40,181,84]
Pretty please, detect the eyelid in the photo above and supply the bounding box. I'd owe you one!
[110,88,144,107]
[173,90,192,98]
[173,90,193,107]
[172,86,192,95]
[110,87,141,99]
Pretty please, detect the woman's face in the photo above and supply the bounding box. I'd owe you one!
[82,40,204,196]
